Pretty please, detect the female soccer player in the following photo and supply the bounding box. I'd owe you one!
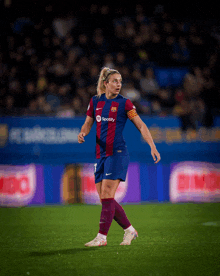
[78,67,161,247]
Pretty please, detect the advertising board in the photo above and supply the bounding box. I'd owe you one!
[0,164,45,206]
[170,162,220,202]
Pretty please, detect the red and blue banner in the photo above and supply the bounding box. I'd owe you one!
[0,161,219,207]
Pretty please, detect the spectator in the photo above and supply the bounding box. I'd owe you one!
[140,67,159,100]
[52,14,76,39]
[62,34,75,54]
[121,82,141,102]
[45,83,60,112]
[24,80,37,107]
[135,50,156,74]
[71,65,87,90]
[87,65,99,86]
[173,100,196,131]
[2,95,17,116]
[131,68,142,91]
[103,53,115,69]
[0,3,219,122]
[24,37,36,57]
[157,88,174,113]
[77,34,90,57]
[176,36,190,64]
[37,95,52,115]
[23,99,42,116]
[57,84,72,104]
[66,49,78,72]
[151,100,163,116]
[189,98,206,128]
[114,52,128,70]
[183,67,204,99]
[0,53,8,87]
[162,36,178,66]
[36,67,48,92]
[91,30,109,61]
[174,88,185,103]
[188,25,206,66]
[75,87,90,111]
[72,96,84,115]
[150,33,165,65]
[56,103,75,118]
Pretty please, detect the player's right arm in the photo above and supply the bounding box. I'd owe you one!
[78,97,95,143]
[78,115,94,143]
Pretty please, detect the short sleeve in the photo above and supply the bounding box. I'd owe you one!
[86,98,94,118]
[125,99,138,120]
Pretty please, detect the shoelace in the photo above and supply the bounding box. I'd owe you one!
[94,236,106,243]
[123,230,131,241]
[94,237,101,242]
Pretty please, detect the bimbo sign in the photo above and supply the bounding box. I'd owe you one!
[0,164,36,206]
[170,162,220,203]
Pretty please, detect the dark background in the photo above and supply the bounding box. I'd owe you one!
[1,1,220,21]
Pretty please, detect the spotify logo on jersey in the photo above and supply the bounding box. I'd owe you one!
[96,115,101,122]
[96,115,115,123]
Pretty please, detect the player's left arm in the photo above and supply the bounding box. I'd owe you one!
[131,115,161,163]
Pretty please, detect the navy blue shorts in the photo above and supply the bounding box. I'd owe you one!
[94,153,130,184]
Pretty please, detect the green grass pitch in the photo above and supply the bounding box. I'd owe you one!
[1,203,220,276]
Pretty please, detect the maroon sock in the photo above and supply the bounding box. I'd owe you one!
[114,200,131,229]
[99,198,115,236]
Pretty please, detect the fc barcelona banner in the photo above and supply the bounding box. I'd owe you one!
[0,116,219,165]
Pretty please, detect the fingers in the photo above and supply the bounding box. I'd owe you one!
[78,132,85,143]
[154,156,160,163]
[152,150,161,163]
[154,152,161,163]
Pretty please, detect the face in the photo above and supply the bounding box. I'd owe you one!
[104,73,122,98]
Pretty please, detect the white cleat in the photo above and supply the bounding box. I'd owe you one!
[120,229,138,245]
[85,236,107,247]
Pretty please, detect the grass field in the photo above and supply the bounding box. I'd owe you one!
[1,203,220,276]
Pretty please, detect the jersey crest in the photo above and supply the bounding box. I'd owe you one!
[111,106,117,112]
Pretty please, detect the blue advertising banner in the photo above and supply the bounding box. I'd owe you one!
[140,163,171,202]
[0,116,220,165]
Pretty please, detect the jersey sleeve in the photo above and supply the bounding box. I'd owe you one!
[125,99,138,120]
[86,97,94,118]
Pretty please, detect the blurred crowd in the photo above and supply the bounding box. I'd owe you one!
[0,4,220,130]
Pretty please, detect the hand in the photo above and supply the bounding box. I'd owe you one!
[151,147,161,164]
[78,132,85,143]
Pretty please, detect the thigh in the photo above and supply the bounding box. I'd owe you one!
[96,181,102,201]
[101,179,121,199]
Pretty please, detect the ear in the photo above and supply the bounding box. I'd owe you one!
[103,81,107,88]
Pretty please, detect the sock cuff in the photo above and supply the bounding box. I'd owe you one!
[98,230,108,236]
[101,198,114,202]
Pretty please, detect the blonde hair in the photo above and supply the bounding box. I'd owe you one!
[96,67,120,96]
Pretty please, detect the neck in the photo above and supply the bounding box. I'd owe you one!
[105,92,118,100]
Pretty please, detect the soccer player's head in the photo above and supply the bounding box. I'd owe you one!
[97,67,121,96]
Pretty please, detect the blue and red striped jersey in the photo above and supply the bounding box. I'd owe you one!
[86,93,138,159]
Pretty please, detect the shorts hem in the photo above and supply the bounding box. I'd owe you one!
[95,177,125,183]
